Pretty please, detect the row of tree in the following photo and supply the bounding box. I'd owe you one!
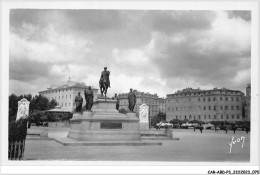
[150,112,250,128]
[168,118,249,126]
[9,93,72,124]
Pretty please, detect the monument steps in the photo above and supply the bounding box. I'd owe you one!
[53,137,162,146]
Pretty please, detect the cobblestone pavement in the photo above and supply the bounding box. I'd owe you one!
[22,127,250,162]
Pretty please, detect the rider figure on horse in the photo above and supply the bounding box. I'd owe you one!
[100,67,111,88]
[99,67,110,97]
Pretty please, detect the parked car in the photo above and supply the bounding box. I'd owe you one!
[172,124,181,128]
[203,123,214,129]
[156,122,173,129]
[180,123,190,129]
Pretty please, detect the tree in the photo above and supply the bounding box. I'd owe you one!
[9,94,18,119]
[157,112,166,122]
[50,99,58,109]
[169,119,181,125]
[151,115,161,127]
[30,95,50,111]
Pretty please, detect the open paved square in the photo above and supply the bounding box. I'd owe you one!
[23,128,250,162]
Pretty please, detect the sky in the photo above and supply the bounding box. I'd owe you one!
[9,10,251,98]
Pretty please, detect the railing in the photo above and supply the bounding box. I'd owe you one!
[8,140,25,160]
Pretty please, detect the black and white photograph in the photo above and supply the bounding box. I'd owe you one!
[1,1,259,175]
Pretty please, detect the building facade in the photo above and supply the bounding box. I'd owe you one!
[39,78,98,112]
[117,90,159,118]
[245,83,251,121]
[166,87,244,122]
[157,98,166,114]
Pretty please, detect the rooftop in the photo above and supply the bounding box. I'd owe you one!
[118,89,158,98]
[39,78,97,93]
[167,87,244,96]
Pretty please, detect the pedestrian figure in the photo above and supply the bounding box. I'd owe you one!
[233,126,237,134]
[225,126,228,134]
[194,126,196,132]
[245,126,249,134]
[215,125,218,132]
[199,124,203,133]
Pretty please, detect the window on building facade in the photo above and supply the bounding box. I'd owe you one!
[231,97,234,101]
[176,115,178,119]
[220,96,223,101]
[236,97,239,101]
[213,97,216,101]
[220,106,223,110]
[226,114,229,119]
[189,115,192,120]
[66,95,67,99]
[208,106,211,110]
[236,106,239,110]
[213,106,216,110]
[176,107,178,111]
[208,97,211,101]
[214,115,216,119]
[204,106,206,110]
[203,97,205,101]
[194,116,196,120]
[199,106,201,110]
[225,106,228,110]
[232,114,234,119]
[204,115,206,119]
[198,98,200,102]
[221,115,223,119]
[237,114,240,119]
[65,103,67,107]
[61,103,63,107]
[208,115,211,119]
[198,115,201,119]
[225,97,228,101]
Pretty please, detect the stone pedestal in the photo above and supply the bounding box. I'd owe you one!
[139,123,149,130]
[67,98,141,141]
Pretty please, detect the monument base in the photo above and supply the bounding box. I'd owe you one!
[67,99,141,141]
[139,123,150,130]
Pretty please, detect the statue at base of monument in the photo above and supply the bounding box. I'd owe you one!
[75,92,83,112]
[128,88,136,112]
[84,86,94,111]
[113,93,120,110]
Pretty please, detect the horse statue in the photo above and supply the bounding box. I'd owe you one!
[99,78,109,97]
